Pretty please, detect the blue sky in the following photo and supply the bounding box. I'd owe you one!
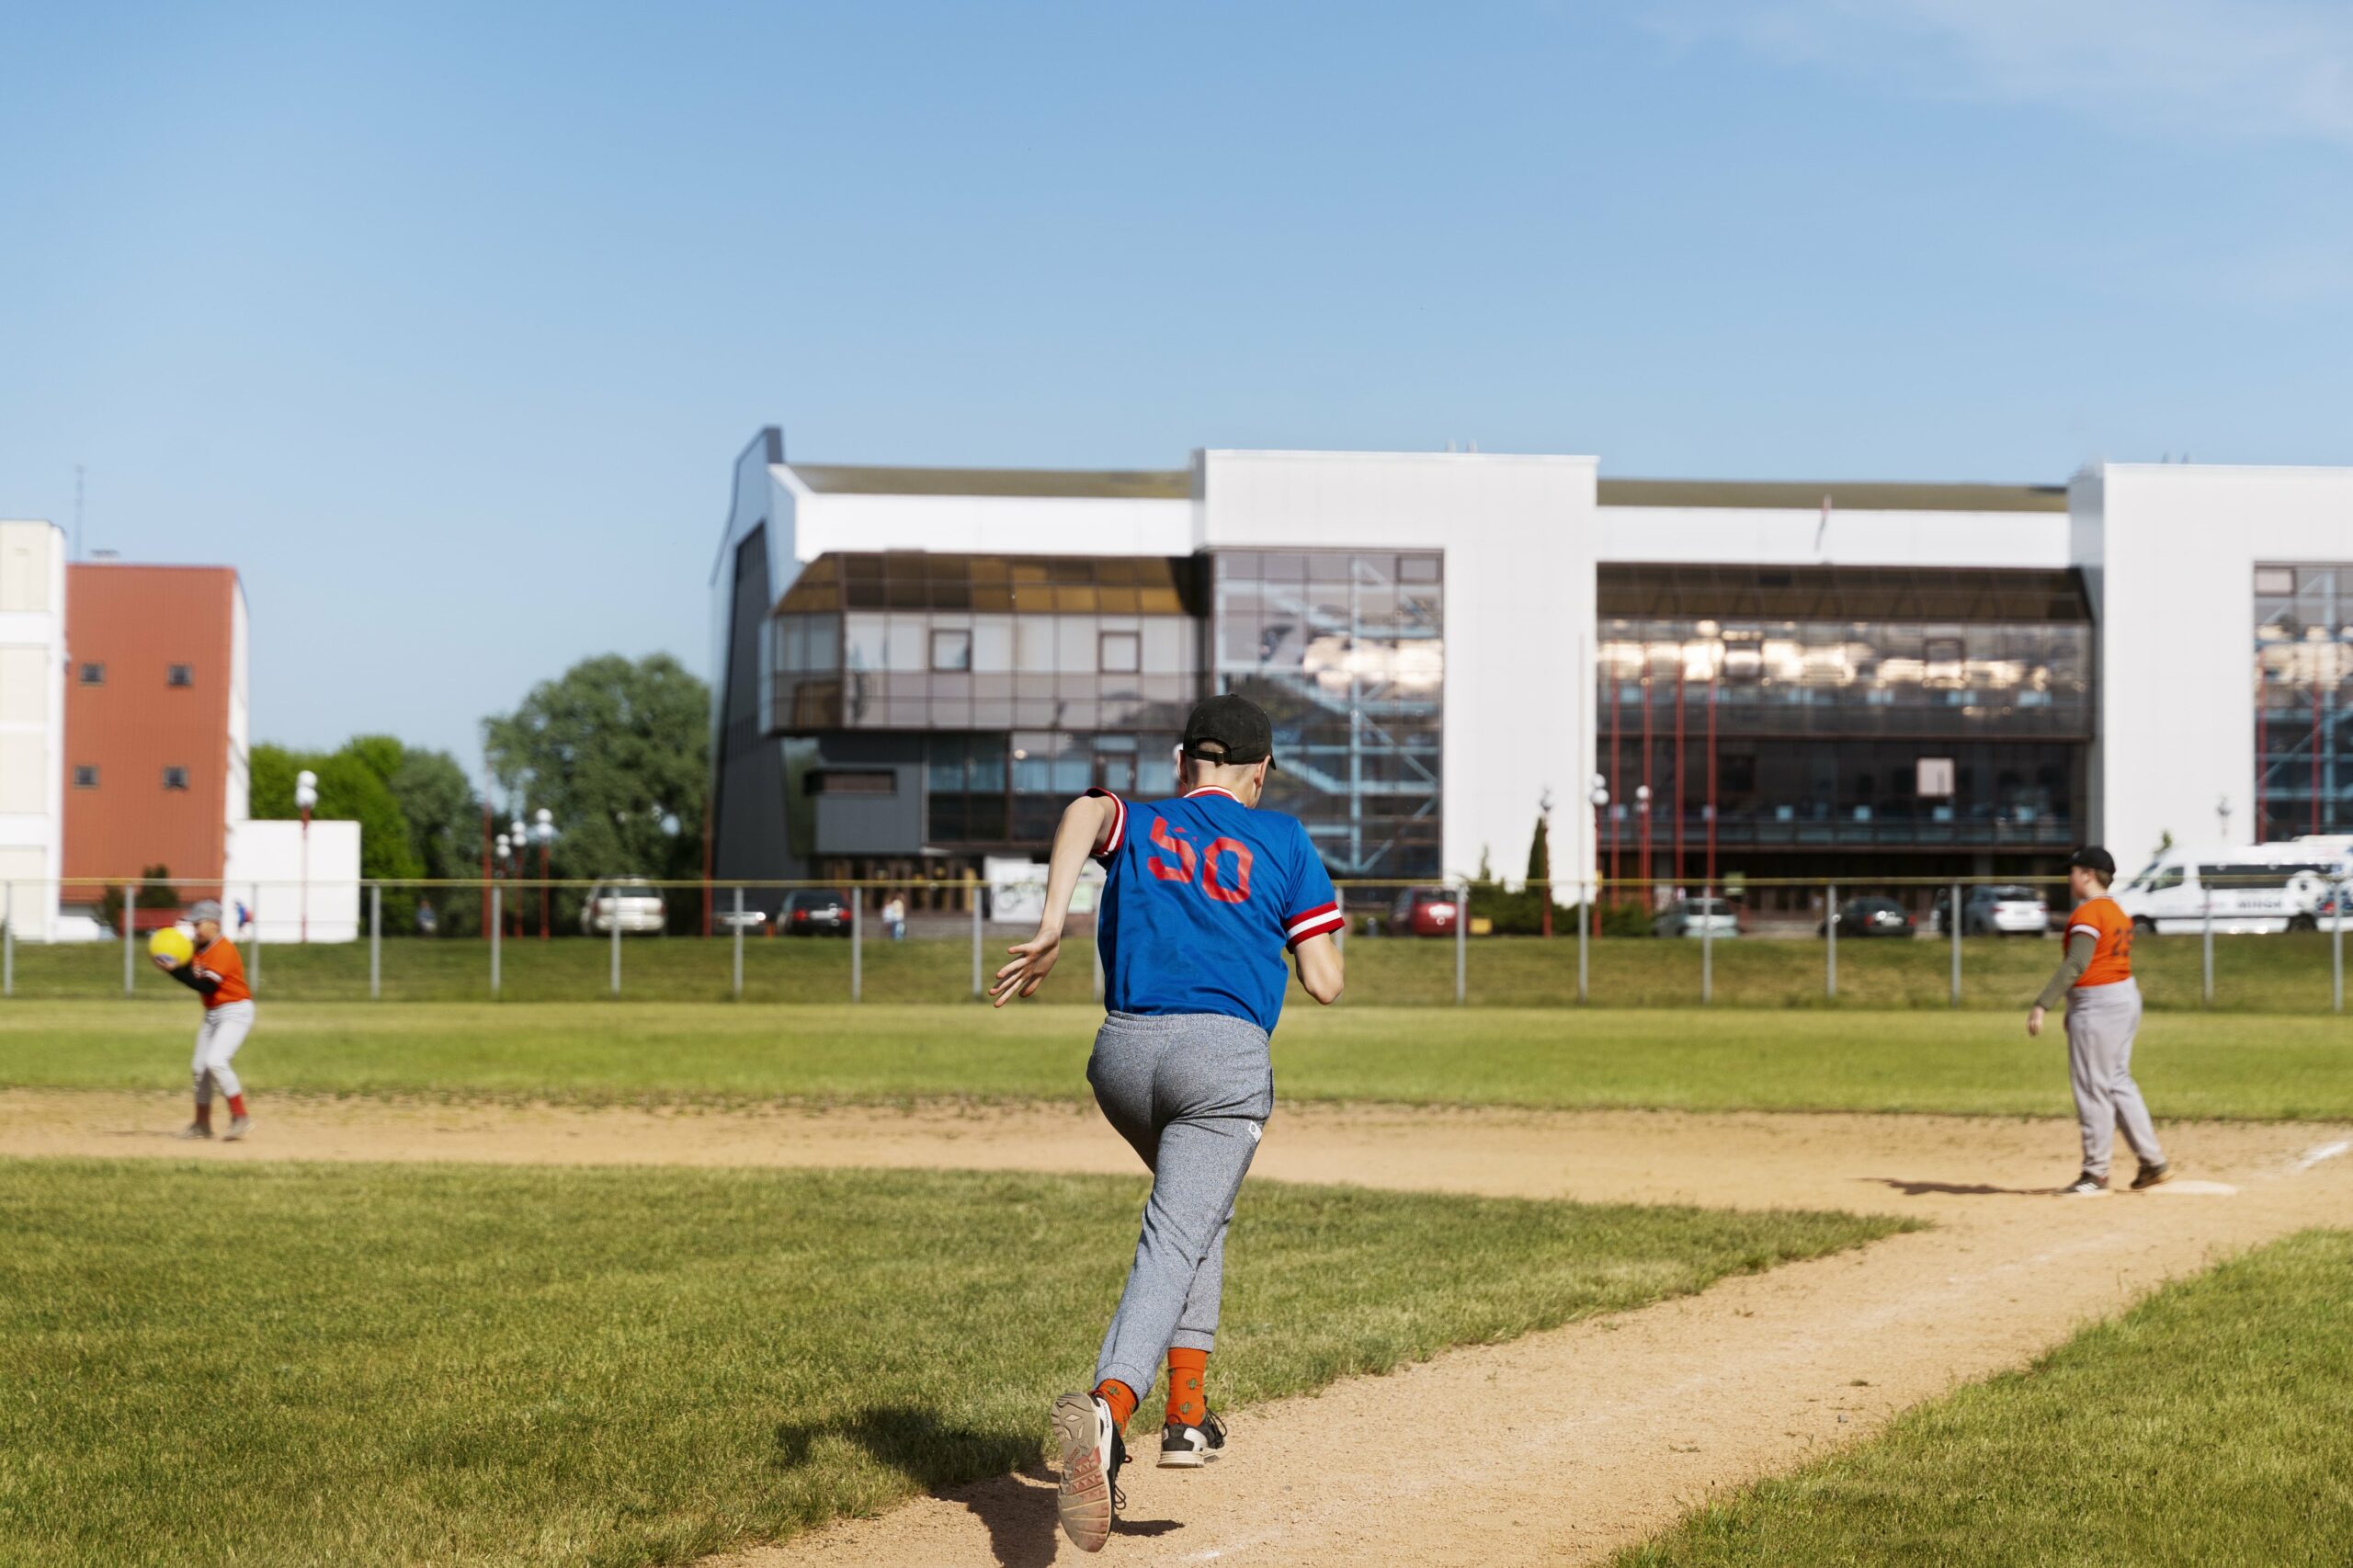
[4,1,2348,768]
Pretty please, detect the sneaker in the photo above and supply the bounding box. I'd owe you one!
[224,1115,252,1142]
[2061,1171,2108,1195]
[1051,1393,1126,1553]
[177,1122,211,1140]
[1158,1407,1227,1469]
[2130,1162,2175,1190]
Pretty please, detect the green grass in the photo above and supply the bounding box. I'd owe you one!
[1618,1228,2353,1567]
[0,1159,1908,1567]
[9,927,2347,1011]
[6,1001,2350,1120]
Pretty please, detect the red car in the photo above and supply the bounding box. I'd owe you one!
[1389,887,1461,937]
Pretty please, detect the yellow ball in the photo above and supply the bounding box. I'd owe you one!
[149,926,194,967]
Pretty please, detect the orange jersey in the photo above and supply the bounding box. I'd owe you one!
[2064,896,2133,988]
[191,937,251,1008]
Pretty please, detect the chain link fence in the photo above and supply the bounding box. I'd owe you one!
[1,875,2344,1012]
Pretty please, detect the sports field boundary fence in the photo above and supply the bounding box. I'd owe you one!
[1,874,2344,1014]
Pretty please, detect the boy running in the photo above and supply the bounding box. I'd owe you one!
[2027,846,2171,1194]
[154,899,256,1141]
[992,694,1346,1554]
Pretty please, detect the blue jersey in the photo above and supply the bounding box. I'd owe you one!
[1087,786,1343,1034]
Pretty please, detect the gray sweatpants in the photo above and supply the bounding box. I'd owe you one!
[2065,979,2165,1181]
[1087,1011,1275,1405]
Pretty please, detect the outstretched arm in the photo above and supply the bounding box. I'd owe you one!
[990,794,1116,1006]
[1292,931,1344,1005]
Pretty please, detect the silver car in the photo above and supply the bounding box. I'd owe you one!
[1651,897,1741,938]
[580,880,667,936]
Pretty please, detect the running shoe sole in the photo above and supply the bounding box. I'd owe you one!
[2131,1165,2176,1190]
[1051,1393,1113,1552]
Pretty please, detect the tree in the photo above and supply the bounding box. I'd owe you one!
[483,653,710,927]
[341,734,486,937]
[1526,814,1551,890]
[251,742,425,927]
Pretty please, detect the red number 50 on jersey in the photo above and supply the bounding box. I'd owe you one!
[1148,816,1253,903]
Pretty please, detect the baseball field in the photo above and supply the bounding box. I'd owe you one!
[3,998,2348,1565]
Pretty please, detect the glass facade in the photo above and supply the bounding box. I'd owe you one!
[2255,563,2351,839]
[1597,566,2094,872]
[770,552,1203,736]
[1213,550,1444,877]
[769,552,1207,852]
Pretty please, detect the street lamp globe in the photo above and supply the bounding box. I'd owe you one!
[293,769,319,812]
[494,834,510,860]
[533,807,554,844]
[1589,783,1609,809]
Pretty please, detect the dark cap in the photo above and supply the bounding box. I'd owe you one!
[1180,693,1278,769]
[2066,846,2116,877]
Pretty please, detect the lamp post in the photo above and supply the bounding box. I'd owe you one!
[1588,776,1609,915]
[1635,783,1654,907]
[294,769,319,944]
[532,808,555,939]
[1538,788,1555,939]
[509,819,527,938]
[494,832,512,939]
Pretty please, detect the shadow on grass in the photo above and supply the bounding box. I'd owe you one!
[1865,1176,2061,1198]
[775,1405,1179,1567]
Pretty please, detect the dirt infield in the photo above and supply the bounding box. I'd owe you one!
[7,1090,2349,1566]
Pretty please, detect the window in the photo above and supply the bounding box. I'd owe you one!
[73,765,98,788]
[1099,631,1142,674]
[166,664,193,687]
[807,769,896,796]
[162,766,189,790]
[929,629,972,671]
[78,663,104,686]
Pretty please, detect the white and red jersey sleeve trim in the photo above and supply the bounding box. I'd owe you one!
[1284,901,1344,949]
[2066,923,2102,941]
[1084,788,1127,858]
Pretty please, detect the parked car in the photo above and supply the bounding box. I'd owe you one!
[1651,897,1742,938]
[1820,896,1914,937]
[780,888,855,937]
[1388,887,1461,937]
[1931,884,2052,937]
[580,880,667,936]
[713,905,770,936]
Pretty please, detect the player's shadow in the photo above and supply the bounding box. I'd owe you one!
[1864,1176,2057,1197]
[774,1405,1179,1567]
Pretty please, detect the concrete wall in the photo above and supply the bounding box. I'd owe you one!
[1595,506,2070,568]
[221,817,362,943]
[1198,449,1600,887]
[0,521,66,938]
[2076,463,2353,875]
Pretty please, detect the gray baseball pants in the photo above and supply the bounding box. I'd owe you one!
[1086,1010,1274,1405]
[2065,978,2165,1181]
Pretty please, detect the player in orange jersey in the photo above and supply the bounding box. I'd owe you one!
[153,899,256,1141]
[2027,846,2169,1194]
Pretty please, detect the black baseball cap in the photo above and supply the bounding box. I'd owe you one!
[2066,846,2116,876]
[1180,693,1278,769]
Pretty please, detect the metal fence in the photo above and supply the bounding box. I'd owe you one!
[0,875,2344,1013]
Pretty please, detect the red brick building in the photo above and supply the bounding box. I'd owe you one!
[60,563,250,904]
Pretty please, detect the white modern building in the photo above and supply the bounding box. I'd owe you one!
[0,520,68,940]
[708,428,2351,910]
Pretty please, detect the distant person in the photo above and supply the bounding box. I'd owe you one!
[882,892,908,942]
[993,694,1345,1554]
[153,900,256,1141]
[2028,846,2171,1194]
[415,897,439,937]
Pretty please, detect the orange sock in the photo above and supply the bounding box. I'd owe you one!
[1165,1347,1209,1426]
[1094,1378,1138,1431]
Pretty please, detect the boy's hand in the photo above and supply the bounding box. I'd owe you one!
[991,926,1063,1006]
[2026,1005,2045,1038]
[151,954,182,972]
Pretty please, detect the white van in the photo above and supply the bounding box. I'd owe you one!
[2112,837,2352,936]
